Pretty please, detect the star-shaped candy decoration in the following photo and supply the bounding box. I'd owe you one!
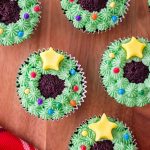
[88,113,117,141]
[40,48,64,70]
[122,37,146,59]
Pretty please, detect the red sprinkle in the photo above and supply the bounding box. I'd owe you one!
[113,67,120,74]
[80,145,86,150]
[69,0,74,2]
[31,72,37,78]
[34,5,40,12]
[73,85,79,92]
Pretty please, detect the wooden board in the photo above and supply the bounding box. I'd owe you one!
[0,0,150,149]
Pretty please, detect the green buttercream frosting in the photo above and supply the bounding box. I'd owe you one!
[100,37,150,107]
[69,115,137,150]
[16,48,86,120]
[61,0,129,32]
[0,0,41,46]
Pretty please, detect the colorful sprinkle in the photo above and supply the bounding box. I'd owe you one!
[113,67,120,74]
[30,72,37,78]
[73,85,79,92]
[91,13,98,20]
[56,102,62,109]
[110,2,116,8]
[18,31,24,38]
[109,53,115,59]
[81,130,88,137]
[138,90,144,95]
[112,16,118,23]
[118,89,125,95]
[24,13,30,19]
[0,28,3,35]
[69,0,74,2]
[80,145,86,150]
[123,133,130,140]
[48,109,54,115]
[70,100,77,107]
[69,69,76,75]
[34,5,40,12]
[24,89,30,95]
[75,15,82,21]
[37,98,43,105]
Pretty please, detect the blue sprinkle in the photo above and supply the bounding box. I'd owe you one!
[69,69,76,75]
[112,16,118,23]
[48,109,54,115]
[18,31,24,38]
[123,133,130,140]
[118,89,125,95]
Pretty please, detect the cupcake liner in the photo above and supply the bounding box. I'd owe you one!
[16,48,87,121]
[99,37,150,107]
[61,0,130,34]
[0,0,42,46]
[69,114,138,150]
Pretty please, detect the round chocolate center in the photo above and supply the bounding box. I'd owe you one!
[0,0,21,25]
[38,74,65,99]
[78,0,107,12]
[90,140,114,150]
[123,61,149,83]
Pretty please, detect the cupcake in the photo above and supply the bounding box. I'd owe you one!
[0,0,41,46]
[69,113,137,150]
[16,47,87,120]
[61,0,130,33]
[0,127,37,150]
[100,37,150,107]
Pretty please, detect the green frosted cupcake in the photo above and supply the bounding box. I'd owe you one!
[69,113,137,150]
[0,0,41,46]
[100,37,150,107]
[16,47,87,120]
[61,0,130,33]
[148,0,150,8]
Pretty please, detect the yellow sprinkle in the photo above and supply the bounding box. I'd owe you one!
[81,130,88,137]
[110,2,116,8]
[0,28,3,35]
[109,53,115,59]
[24,89,30,94]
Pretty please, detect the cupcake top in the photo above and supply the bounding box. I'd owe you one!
[69,113,137,150]
[0,0,41,46]
[16,48,87,120]
[61,0,129,33]
[100,37,150,107]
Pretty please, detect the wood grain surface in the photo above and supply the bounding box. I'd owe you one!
[0,0,150,149]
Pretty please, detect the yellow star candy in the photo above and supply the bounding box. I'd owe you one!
[88,113,117,141]
[122,37,146,59]
[40,47,64,70]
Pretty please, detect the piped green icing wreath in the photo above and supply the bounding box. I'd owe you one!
[148,0,150,8]
[100,37,150,107]
[0,0,41,46]
[61,0,130,33]
[69,113,137,150]
[16,48,87,120]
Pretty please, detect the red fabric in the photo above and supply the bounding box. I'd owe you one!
[0,128,36,150]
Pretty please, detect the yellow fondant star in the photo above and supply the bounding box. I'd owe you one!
[122,37,146,59]
[88,113,117,141]
[40,47,64,70]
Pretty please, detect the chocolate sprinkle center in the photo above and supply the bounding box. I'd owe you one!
[38,74,65,99]
[0,0,21,25]
[123,61,149,83]
[90,140,114,150]
[78,0,108,12]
